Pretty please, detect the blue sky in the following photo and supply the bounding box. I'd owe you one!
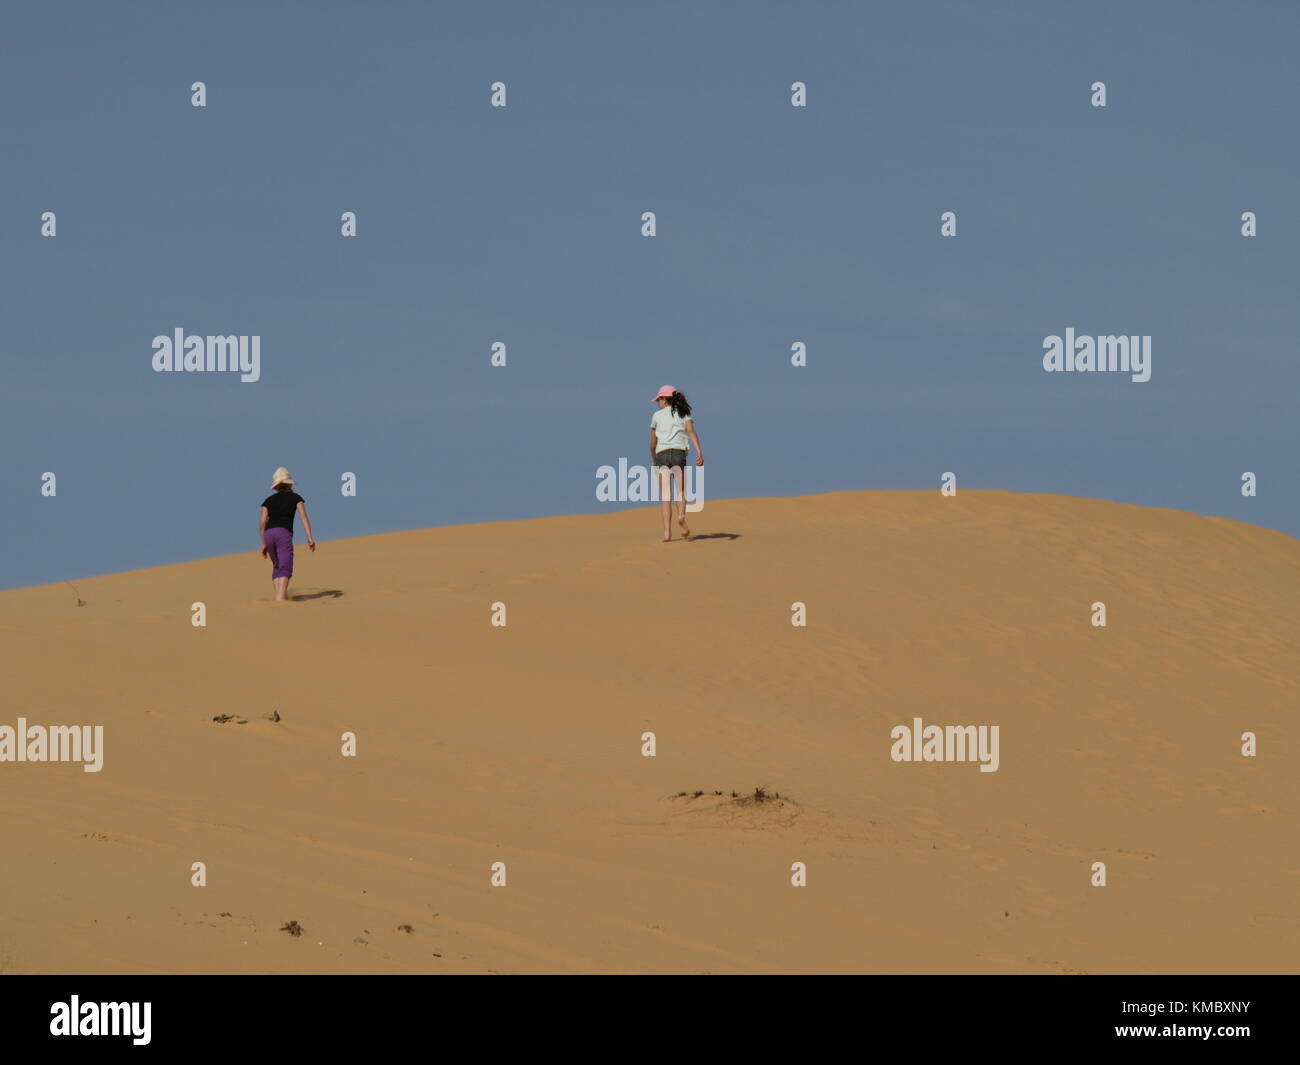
[2,0,1296,589]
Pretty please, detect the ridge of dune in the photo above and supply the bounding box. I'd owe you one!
[1,490,1296,974]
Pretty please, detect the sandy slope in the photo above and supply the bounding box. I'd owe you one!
[0,490,1295,974]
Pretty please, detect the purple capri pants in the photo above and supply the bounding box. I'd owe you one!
[263,527,294,579]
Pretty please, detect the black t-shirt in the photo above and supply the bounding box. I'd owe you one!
[262,491,304,532]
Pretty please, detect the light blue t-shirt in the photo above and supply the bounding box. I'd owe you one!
[651,407,691,453]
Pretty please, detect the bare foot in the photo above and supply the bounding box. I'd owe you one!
[662,533,672,542]
[677,516,691,538]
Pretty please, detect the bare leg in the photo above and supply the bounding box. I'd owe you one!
[674,466,690,538]
[273,576,289,601]
[657,467,672,541]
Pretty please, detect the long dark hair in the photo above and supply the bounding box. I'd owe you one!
[668,390,692,418]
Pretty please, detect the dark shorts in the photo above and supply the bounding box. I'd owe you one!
[655,449,688,469]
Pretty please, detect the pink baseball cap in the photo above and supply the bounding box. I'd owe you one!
[654,385,677,400]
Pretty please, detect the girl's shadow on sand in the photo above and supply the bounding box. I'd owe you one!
[291,589,345,601]
[689,533,741,541]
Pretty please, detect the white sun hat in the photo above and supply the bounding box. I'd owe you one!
[271,467,294,488]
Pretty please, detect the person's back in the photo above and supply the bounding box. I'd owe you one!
[261,488,304,532]
[651,405,689,454]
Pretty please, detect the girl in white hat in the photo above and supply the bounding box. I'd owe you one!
[259,467,315,600]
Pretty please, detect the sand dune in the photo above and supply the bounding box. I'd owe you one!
[0,490,1295,974]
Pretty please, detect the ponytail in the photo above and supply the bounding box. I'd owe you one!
[669,391,692,418]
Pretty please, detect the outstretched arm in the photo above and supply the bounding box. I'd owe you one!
[686,420,703,465]
[297,502,316,550]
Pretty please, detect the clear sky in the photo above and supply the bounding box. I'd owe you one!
[2,0,1296,590]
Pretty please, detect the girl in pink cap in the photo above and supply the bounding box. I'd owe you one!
[649,386,703,542]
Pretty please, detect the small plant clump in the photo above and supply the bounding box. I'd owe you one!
[671,787,788,803]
